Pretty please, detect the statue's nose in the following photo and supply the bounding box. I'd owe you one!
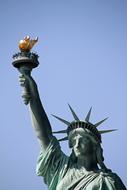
[75,138,80,148]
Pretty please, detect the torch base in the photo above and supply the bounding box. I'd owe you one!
[12,52,39,69]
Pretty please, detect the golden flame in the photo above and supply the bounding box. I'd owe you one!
[19,36,38,52]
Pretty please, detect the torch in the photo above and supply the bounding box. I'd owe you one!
[12,36,39,105]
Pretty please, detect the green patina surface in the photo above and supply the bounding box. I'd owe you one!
[36,137,126,190]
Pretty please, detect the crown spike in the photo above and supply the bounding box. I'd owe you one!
[51,114,70,125]
[85,107,92,122]
[99,129,117,134]
[58,136,68,141]
[95,117,108,127]
[68,104,79,121]
[53,129,67,134]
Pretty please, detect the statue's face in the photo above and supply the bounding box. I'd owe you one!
[69,128,95,157]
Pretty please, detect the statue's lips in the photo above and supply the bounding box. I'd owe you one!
[74,148,81,153]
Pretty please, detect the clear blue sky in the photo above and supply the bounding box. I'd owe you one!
[0,0,127,189]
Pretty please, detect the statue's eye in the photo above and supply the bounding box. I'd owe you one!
[72,140,76,146]
[71,138,76,146]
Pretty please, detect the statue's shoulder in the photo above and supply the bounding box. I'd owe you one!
[98,170,120,178]
[98,170,126,189]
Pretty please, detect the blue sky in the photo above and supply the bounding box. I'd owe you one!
[0,0,127,189]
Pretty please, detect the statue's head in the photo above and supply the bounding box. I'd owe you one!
[68,127,97,158]
[52,104,116,170]
[68,122,101,167]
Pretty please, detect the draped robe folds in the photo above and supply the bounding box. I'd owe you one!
[36,137,126,190]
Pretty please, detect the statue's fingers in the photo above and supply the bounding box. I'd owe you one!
[21,73,32,81]
[19,75,24,78]
[19,77,26,82]
[19,76,30,88]
[19,76,26,83]
[20,81,25,87]
[23,98,30,105]
[23,99,30,105]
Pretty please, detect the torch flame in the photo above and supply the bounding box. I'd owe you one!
[19,36,38,52]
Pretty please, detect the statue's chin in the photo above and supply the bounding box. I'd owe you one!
[75,152,81,157]
[74,150,84,158]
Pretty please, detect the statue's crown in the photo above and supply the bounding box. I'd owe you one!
[52,104,116,143]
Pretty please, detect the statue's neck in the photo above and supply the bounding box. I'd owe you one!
[77,154,98,171]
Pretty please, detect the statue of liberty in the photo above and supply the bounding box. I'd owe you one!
[14,36,126,190]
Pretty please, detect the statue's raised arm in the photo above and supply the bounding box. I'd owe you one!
[19,73,52,150]
[12,36,52,150]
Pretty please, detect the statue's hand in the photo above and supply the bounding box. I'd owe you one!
[19,74,38,105]
[19,75,30,104]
